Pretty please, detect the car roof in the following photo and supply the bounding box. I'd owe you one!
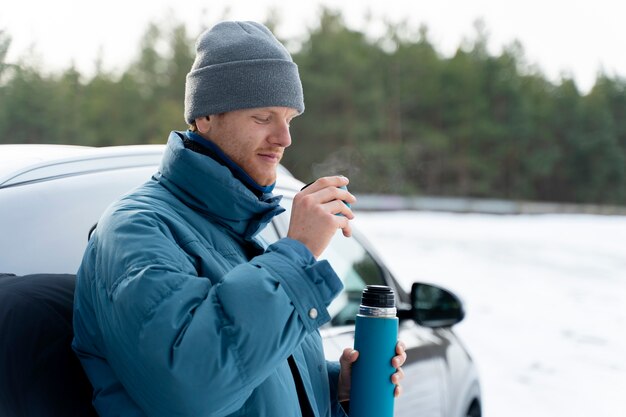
[0,144,303,192]
[0,144,166,188]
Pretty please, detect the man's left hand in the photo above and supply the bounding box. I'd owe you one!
[390,341,406,397]
[337,340,407,401]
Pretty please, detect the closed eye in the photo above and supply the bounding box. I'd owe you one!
[252,115,271,124]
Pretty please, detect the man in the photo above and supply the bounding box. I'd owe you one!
[73,21,405,416]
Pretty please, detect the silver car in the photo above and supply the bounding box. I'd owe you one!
[0,144,481,417]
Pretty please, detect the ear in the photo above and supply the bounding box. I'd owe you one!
[194,116,211,134]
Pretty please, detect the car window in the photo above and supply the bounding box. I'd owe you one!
[268,195,387,327]
[320,231,386,326]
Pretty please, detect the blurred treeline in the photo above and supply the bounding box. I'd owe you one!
[1,10,625,204]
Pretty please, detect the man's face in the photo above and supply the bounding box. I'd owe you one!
[199,107,298,186]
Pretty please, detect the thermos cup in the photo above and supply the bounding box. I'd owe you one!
[349,285,398,417]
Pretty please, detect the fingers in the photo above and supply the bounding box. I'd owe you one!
[287,176,356,257]
[392,340,407,368]
[294,183,356,218]
[300,181,356,209]
[300,175,349,194]
[340,348,359,365]
[328,199,355,219]
[396,340,406,356]
[394,384,403,398]
[337,348,358,402]
[392,353,406,368]
[391,366,404,384]
[391,365,405,399]
[391,340,407,398]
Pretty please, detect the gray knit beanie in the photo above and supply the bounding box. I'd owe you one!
[184,21,304,124]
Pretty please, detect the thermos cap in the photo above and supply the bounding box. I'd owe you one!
[361,285,395,308]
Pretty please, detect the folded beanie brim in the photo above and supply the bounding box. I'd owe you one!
[184,59,304,123]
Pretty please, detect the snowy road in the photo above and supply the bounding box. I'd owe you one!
[354,212,626,417]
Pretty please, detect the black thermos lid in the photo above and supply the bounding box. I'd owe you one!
[361,285,395,308]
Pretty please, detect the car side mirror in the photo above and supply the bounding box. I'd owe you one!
[406,282,465,328]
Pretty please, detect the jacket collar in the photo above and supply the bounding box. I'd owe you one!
[184,130,276,196]
[154,131,285,240]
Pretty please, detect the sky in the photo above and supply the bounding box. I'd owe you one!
[2,0,626,93]
[355,211,626,417]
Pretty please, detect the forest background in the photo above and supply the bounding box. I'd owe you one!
[1,9,625,205]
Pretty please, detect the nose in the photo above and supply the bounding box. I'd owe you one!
[270,120,292,148]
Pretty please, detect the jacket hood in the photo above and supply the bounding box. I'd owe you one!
[154,131,285,239]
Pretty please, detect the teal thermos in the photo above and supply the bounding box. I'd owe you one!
[349,285,398,417]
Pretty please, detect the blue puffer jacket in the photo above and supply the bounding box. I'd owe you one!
[73,132,347,417]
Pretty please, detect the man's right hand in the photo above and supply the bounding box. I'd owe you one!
[287,176,356,258]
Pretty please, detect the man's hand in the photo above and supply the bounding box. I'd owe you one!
[337,341,407,402]
[390,341,407,398]
[287,176,356,258]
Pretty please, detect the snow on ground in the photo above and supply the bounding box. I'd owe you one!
[353,211,626,417]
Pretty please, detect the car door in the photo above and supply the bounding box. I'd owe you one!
[265,195,450,417]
